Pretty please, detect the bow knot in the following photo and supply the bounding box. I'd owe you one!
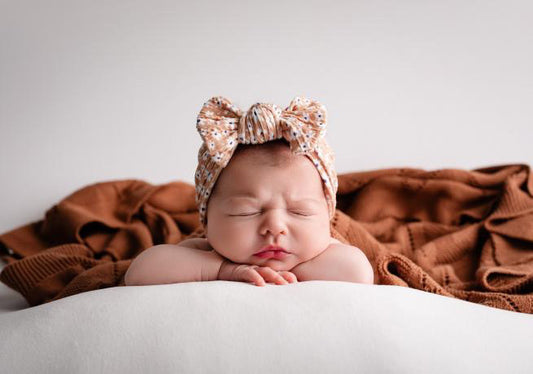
[196,96,328,167]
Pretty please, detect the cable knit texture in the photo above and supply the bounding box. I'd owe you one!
[1,164,532,312]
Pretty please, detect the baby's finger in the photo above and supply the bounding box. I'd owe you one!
[256,267,288,285]
[278,271,298,283]
[248,269,266,286]
[238,266,265,286]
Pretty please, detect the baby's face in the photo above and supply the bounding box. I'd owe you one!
[205,147,332,271]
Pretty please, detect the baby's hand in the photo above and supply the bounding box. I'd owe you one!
[217,260,298,286]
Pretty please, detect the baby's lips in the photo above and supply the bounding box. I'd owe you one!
[254,244,290,255]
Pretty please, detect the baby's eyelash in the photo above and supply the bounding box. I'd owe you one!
[291,211,311,216]
[229,211,313,217]
[229,212,260,216]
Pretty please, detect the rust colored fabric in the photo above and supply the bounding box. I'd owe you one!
[1,164,532,313]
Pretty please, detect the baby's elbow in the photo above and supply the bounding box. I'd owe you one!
[123,251,150,286]
[348,252,374,285]
[124,262,140,286]
[123,244,167,286]
[355,263,374,284]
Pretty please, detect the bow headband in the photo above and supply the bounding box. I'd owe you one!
[196,96,327,167]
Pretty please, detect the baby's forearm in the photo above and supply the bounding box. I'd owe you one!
[291,243,374,284]
[124,244,224,286]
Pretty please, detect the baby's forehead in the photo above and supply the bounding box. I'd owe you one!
[226,154,320,184]
[210,141,326,198]
[223,192,323,204]
[214,170,326,206]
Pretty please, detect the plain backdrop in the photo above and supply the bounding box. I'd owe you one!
[1,0,532,234]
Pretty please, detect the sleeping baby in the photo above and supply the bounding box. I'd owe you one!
[124,96,374,287]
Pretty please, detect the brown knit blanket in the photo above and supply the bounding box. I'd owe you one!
[1,164,532,313]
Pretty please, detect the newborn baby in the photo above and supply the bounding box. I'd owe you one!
[125,96,374,287]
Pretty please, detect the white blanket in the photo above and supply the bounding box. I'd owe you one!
[1,266,532,374]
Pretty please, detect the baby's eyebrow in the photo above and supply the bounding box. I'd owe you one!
[223,195,258,204]
[224,194,257,201]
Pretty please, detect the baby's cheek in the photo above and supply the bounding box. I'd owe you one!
[210,226,255,261]
[297,224,331,258]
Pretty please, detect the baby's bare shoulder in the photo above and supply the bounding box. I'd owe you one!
[177,237,213,251]
[326,238,367,259]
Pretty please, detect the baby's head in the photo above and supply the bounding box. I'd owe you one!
[194,96,338,271]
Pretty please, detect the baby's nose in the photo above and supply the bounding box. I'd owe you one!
[260,210,288,236]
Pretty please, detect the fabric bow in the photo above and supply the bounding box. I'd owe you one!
[196,96,328,167]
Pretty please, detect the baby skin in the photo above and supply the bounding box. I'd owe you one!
[124,141,374,287]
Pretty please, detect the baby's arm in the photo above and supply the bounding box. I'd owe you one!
[124,239,296,286]
[291,241,374,284]
[124,238,225,286]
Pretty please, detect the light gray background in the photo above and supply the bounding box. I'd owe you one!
[1,0,532,234]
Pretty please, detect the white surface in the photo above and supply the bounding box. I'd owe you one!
[1,0,532,234]
[0,278,532,374]
[0,261,29,312]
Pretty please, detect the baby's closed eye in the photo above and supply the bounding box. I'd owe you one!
[228,209,315,217]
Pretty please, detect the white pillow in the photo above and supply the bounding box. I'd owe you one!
[0,279,532,374]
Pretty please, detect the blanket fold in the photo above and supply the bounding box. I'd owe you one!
[1,164,532,313]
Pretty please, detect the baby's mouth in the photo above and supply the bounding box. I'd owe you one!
[254,245,290,259]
